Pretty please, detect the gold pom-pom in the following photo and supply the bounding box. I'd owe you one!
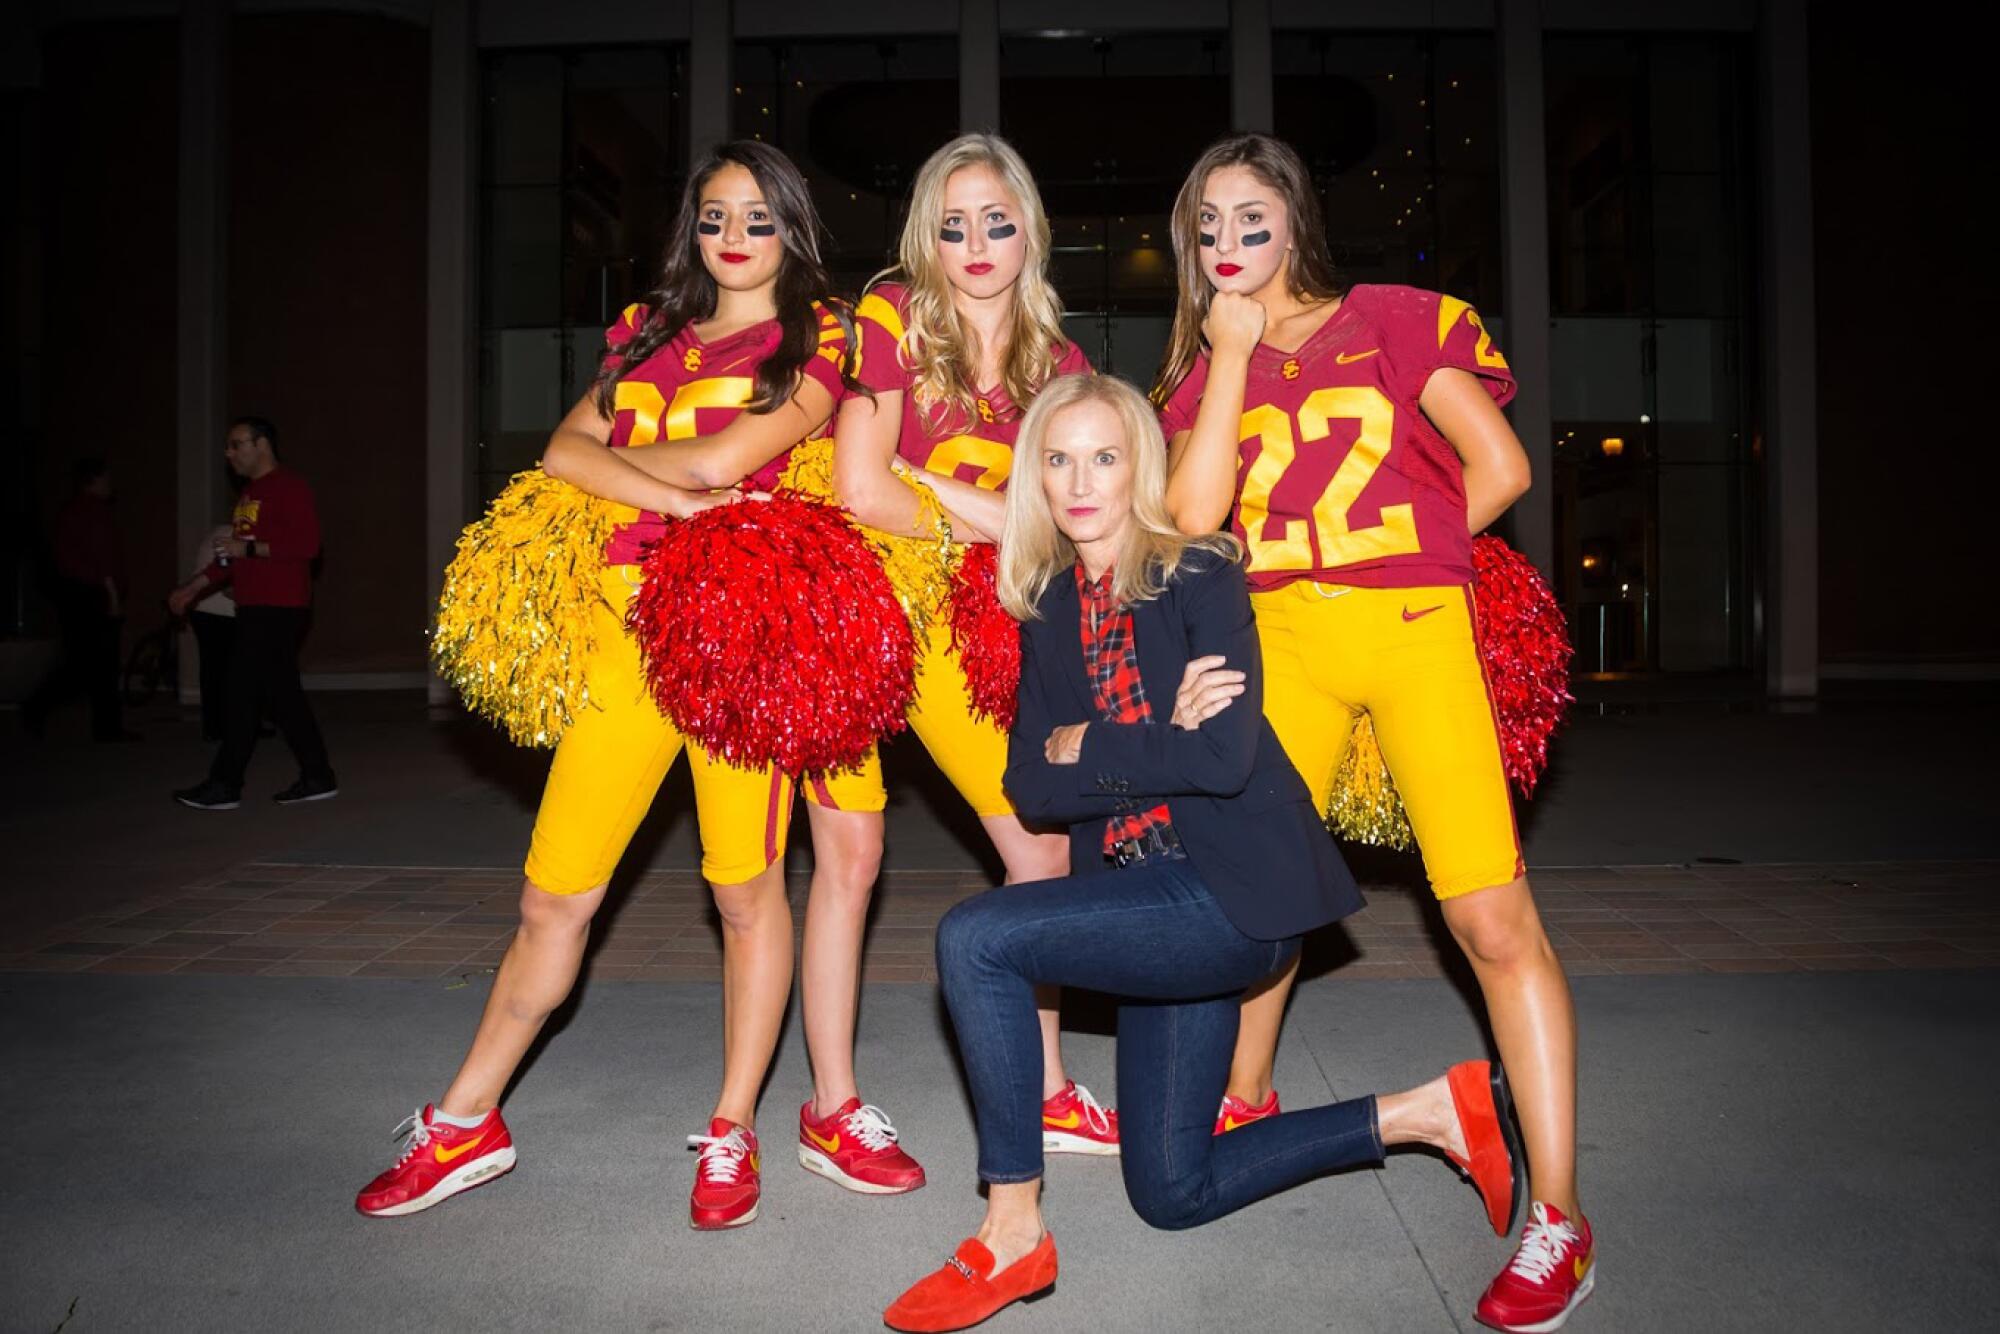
[779,439,957,640]
[430,467,616,748]
[1326,713,1415,850]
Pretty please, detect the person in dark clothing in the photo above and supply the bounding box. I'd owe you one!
[23,457,135,742]
[167,416,337,809]
[883,375,1524,1333]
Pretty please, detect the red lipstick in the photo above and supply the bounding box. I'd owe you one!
[1215,262,1243,277]
[720,252,751,264]
[1066,506,1098,517]
[964,262,995,276]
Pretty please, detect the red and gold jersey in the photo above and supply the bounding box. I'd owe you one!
[852,281,1091,492]
[602,300,849,563]
[1158,284,1514,591]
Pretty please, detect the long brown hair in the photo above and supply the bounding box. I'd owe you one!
[1149,134,1345,407]
[592,140,857,417]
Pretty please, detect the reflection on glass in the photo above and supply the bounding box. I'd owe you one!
[1000,32,1230,378]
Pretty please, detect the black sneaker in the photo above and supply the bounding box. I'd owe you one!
[175,780,241,810]
[274,773,339,804]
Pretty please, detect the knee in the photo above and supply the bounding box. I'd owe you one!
[1124,1170,1206,1232]
[517,879,598,938]
[711,874,786,936]
[1448,895,1554,972]
[935,898,1001,981]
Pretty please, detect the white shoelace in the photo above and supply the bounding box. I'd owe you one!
[1507,1207,1580,1283]
[839,1103,902,1152]
[1070,1083,1113,1134]
[687,1127,751,1184]
[388,1109,434,1166]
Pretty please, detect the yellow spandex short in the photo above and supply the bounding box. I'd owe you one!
[1251,580,1524,900]
[523,564,883,893]
[836,617,1015,820]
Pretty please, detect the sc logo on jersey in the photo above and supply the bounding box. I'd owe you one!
[683,347,704,373]
[1281,359,1302,381]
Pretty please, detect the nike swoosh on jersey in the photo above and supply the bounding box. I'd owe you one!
[1334,348,1381,364]
[1402,604,1444,622]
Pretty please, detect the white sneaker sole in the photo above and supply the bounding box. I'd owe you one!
[1480,1266,1596,1333]
[690,1201,758,1229]
[1043,1130,1120,1156]
[796,1145,924,1194]
[360,1147,516,1217]
[176,796,240,811]
[276,788,339,804]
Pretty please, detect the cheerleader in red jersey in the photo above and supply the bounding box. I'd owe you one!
[1154,136,1592,1333]
[354,142,921,1232]
[824,134,1118,1162]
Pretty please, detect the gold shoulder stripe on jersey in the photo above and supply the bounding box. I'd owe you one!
[1437,294,1472,349]
[856,291,907,344]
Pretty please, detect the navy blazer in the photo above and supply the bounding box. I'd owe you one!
[1002,549,1363,942]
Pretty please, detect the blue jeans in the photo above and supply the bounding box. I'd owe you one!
[936,855,1384,1229]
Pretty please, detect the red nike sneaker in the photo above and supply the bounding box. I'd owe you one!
[687,1117,760,1229]
[884,1232,1058,1333]
[798,1097,926,1194]
[1041,1080,1118,1156]
[1475,1202,1596,1332]
[1215,1088,1281,1135]
[354,1104,515,1217]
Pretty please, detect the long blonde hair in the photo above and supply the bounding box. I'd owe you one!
[874,134,1069,435]
[998,374,1242,619]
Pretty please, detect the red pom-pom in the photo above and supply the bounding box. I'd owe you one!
[628,495,915,776]
[947,544,1020,732]
[1471,535,1573,796]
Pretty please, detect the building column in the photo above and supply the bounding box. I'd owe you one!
[1496,0,1554,579]
[425,0,475,705]
[960,0,1000,132]
[176,0,228,702]
[1759,0,1818,697]
[1229,0,1272,132]
[689,1,732,158]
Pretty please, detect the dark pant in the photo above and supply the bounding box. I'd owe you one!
[935,855,1382,1228]
[189,610,235,741]
[209,606,331,790]
[27,580,123,738]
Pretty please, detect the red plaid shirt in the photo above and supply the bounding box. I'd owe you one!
[1076,564,1175,857]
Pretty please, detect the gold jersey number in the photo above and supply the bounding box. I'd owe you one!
[1236,385,1419,572]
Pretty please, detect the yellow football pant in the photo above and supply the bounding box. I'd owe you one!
[839,617,1015,819]
[1252,580,1524,900]
[523,565,882,893]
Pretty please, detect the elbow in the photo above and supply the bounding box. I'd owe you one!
[1506,460,1533,504]
[540,440,578,484]
[1166,496,1227,538]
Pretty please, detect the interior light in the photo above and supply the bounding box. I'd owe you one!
[1600,437,1625,457]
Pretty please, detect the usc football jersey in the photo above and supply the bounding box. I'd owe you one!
[852,281,1091,492]
[1157,284,1514,591]
[601,300,849,563]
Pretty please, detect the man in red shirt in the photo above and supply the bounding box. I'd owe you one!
[23,457,134,742]
[167,417,336,809]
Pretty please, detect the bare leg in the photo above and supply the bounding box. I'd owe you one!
[709,861,795,1130]
[440,877,604,1117]
[983,814,1074,1098]
[1441,875,1579,1217]
[1226,952,1299,1106]
[973,1179,1046,1274]
[800,804,886,1118]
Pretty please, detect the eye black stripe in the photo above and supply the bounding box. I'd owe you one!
[1240,229,1273,247]
[939,227,966,243]
[696,221,722,235]
[986,223,1017,240]
[746,223,776,237]
[1198,232,1216,247]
